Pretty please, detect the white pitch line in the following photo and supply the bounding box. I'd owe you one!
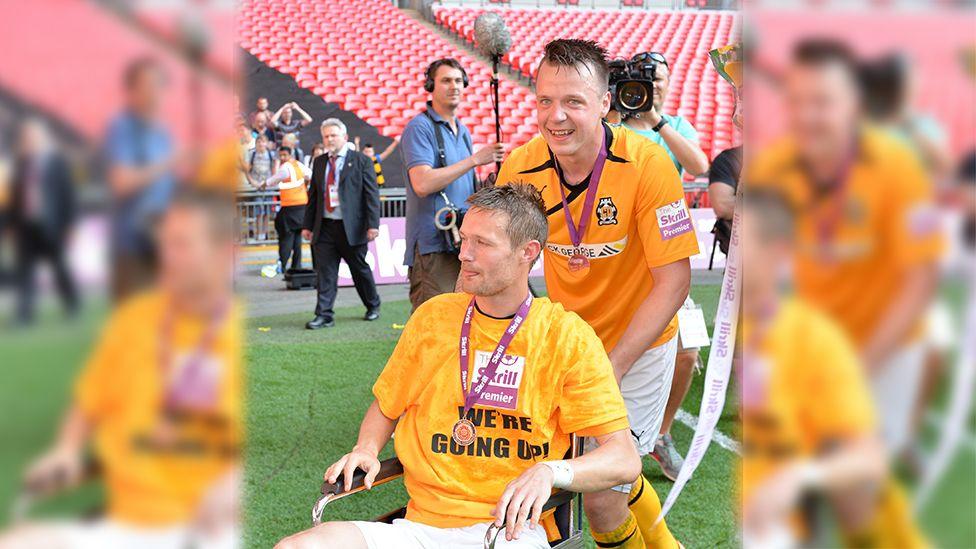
[675,409,742,455]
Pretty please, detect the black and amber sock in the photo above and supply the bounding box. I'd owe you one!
[590,510,645,549]
[628,474,680,548]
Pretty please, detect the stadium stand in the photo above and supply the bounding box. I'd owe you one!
[239,0,539,156]
[0,0,232,145]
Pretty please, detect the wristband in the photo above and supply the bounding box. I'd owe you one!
[541,460,575,489]
[796,461,825,489]
[651,118,668,133]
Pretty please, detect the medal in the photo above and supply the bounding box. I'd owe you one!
[455,294,533,446]
[452,418,477,446]
[568,253,590,272]
[555,129,608,274]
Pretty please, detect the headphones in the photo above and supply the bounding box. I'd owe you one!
[423,58,469,93]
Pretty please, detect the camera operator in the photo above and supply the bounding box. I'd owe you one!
[400,58,505,312]
[608,52,711,481]
[615,52,709,178]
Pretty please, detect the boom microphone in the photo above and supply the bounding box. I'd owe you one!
[473,12,512,58]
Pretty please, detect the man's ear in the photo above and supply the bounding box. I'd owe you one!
[522,240,542,265]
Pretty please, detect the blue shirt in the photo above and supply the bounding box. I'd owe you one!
[400,103,476,265]
[103,111,175,255]
[624,113,699,175]
[323,147,347,220]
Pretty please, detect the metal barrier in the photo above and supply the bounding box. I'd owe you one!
[237,188,407,245]
[237,183,708,244]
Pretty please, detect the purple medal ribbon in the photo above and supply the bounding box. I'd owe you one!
[458,293,533,417]
[160,301,229,411]
[555,130,609,248]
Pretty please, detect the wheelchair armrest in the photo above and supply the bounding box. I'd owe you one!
[312,457,403,525]
[540,489,575,514]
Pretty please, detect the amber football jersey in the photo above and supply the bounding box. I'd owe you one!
[497,123,700,351]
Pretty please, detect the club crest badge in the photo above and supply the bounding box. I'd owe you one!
[596,197,618,226]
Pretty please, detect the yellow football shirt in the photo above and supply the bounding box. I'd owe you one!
[496,123,700,352]
[75,290,242,526]
[740,297,876,504]
[748,127,944,346]
[372,292,629,528]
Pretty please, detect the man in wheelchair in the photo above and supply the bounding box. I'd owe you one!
[0,190,241,549]
[275,184,642,548]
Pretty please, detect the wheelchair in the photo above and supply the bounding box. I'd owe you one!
[311,436,586,549]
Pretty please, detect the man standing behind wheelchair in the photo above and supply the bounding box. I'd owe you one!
[275,184,641,548]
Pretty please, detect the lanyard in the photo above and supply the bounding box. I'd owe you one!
[458,294,532,416]
[554,130,608,248]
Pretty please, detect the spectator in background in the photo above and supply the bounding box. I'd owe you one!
[0,189,242,549]
[400,58,504,312]
[620,51,711,480]
[236,115,253,190]
[281,133,304,165]
[249,96,272,127]
[271,101,312,146]
[860,53,953,183]
[104,56,180,301]
[361,136,399,187]
[305,142,324,171]
[250,112,275,148]
[301,118,381,329]
[10,118,79,325]
[621,52,710,178]
[261,146,310,275]
[707,88,743,256]
[245,134,277,241]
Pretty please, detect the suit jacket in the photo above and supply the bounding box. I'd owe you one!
[303,148,380,246]
[11,152,76,241]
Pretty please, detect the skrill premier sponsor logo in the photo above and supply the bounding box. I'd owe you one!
[656,200,693,241]
[471,351,525,410]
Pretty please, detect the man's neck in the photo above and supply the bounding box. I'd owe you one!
[556,130,603,184]
[169,286,230,319]
[742,284,779,322]
[475,282,530,319]
[803,132,858,186]
[431,101,457,125]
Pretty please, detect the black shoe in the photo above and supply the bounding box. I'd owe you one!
[306,315,335,329]
[364,309,380,321]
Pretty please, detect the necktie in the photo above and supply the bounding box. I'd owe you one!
[325,155,336,213]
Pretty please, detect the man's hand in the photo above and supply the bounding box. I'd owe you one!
[192,467,240,538]
[366,228,379,241]
[645,105,663,126]
[301,229,313,241]
[23,447,83,495]
[324,448,382,492]
[472,143,505,167]
[743,461,807,535]
[491,463,554,542]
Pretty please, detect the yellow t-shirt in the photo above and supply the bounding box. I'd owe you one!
[372,293,629,528]
[748,127,944,346]
[75,291,242,526]
[740,297,876,504]
[496,123,700,352]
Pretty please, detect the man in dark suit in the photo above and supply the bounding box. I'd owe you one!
[301,118,381,329]
[11,118,79,324]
